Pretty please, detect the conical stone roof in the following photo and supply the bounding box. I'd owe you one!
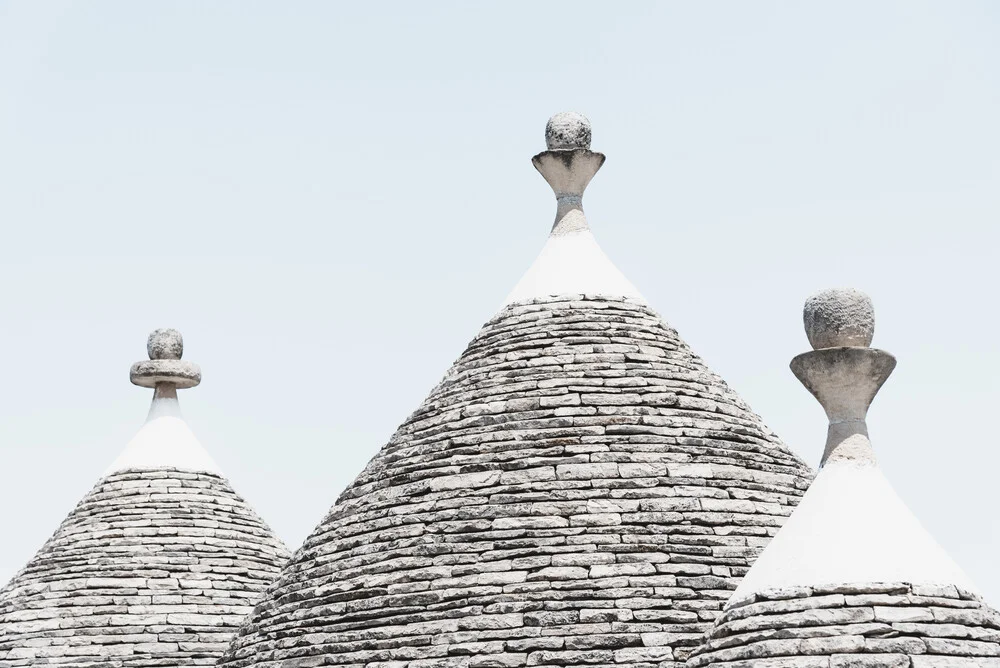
[688,289,1000,668]
[0,329,289,667]
[219,113,813,668]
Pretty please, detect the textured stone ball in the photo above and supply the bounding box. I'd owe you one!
[545,112,592,150]
[803,288,875,349]
[147,328,184,360]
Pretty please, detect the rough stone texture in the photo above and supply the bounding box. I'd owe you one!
[219,294,812,668]
[130,359,203,389]
[531,149,606,238]
[687,582,1000,668]
[545,112,592,151]
[803,289,875,350]
[0,469,289,666]
[147,329,184,361]
[789,347,895,467]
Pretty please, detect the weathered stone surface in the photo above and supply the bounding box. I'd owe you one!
[688,583,1000,668]
[218,295,812,667]
[0,469,288,666]
[802,289,876,350]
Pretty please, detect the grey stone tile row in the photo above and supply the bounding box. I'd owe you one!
[0,469,289,666]
[687,583,1000,668]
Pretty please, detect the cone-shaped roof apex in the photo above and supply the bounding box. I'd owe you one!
[218,114,811,668]
[0,329,288,666]
[734,289,976,600]
[689,289,997,668]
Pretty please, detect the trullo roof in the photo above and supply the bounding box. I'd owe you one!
[0,329,289,667]
[688,289,1000,668]
[218,113,813,668]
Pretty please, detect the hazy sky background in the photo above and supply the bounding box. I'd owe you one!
[1,1,998,604]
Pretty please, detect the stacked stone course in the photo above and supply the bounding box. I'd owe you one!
[0,469,287,666]
[688,583,1000,668]
[219,295,812,667]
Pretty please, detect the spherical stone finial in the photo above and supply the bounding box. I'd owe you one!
[147,328,184,360]
[803,288,876,350]
[545,112,592,150]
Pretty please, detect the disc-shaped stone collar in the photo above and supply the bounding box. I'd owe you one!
[130,359,202,389]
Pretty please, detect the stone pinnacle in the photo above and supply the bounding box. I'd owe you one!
[130,328,202,390]
[534,112,605,235]
[791,289,895,467]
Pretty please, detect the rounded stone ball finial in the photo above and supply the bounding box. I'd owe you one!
[545,112,592,150]
[803,288,876,350]
[148,328,184,360]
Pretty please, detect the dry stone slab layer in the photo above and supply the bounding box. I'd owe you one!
[687,583,1000,668]
[0,468,289,667]
[218,294,812,668]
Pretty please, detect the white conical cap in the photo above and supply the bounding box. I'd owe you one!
[505,230,643,305]
[734,459,975,599]
[0,329,288,666]
[105,409,220,475]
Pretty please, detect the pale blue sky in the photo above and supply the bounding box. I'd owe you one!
[1,1,998,604]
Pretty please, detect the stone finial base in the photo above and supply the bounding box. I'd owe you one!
[130,359,202,389]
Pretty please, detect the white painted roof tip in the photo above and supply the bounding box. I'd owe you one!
[105,414,222,476]
[503,228,645,306]
[733,461,976,600]
[545,112,592,150]
[804,288,875,349]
